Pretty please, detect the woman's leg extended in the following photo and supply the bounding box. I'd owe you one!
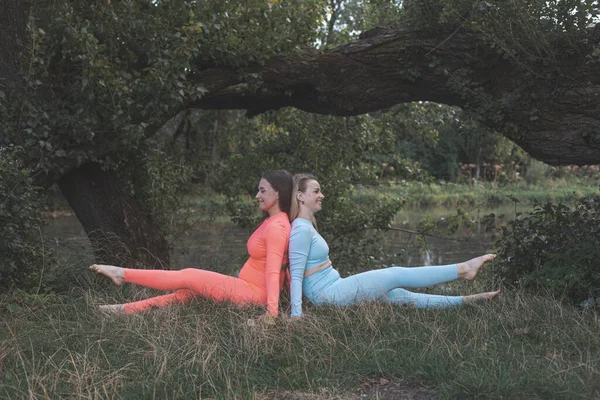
[317,265,458,306]
[385,288,463,308]
[314,254,497,306]
[123,289,195,314]
[384,288,501,308]
[124,268,265,304]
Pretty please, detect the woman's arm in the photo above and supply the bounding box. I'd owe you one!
[264,218,291,317]
[289,223,312,317]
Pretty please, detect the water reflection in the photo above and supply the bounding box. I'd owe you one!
[171,223,251,274]
[44,203,528,271]
[390,204,522,266]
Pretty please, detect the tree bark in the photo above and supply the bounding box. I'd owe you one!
[0,0,29,91]
[58,163,170,268]
[187,26,600,166]
[5,0,598,165]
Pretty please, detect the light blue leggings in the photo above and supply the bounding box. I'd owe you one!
[307,264,463,308]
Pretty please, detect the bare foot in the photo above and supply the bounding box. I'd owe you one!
[457,254,496,280]
[89,264,125,286]
[98,304,126,314]
[463,290,501,304]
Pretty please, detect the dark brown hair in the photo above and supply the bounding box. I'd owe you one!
[258,170,293,221]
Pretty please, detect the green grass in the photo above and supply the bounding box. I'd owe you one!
[354,180,600,207]
[2,283,599,399]
[43,180,600,217]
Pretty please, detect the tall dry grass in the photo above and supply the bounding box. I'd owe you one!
[1,282,599,399]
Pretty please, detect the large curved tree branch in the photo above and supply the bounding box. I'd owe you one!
[190,26,600,165]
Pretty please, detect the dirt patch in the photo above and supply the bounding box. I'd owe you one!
[260,378,438,400]
[354,377,438,400]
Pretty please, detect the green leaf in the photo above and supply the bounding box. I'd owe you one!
[4,371,14,382]
[7,304,24,313]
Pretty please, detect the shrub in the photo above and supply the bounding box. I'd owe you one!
[524,159,551,185]
[0,146,55,290]
[120,146,196,239]
[494,196,600,305]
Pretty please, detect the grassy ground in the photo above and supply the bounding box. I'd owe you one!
[354,180,600,207]
[43,180,600,218]
[27,180,600,398]
[2,279,599,399]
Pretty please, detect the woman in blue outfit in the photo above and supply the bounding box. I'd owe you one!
[288,173,501,318]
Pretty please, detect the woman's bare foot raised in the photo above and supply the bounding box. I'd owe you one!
[457,254,496,280]
[463,290,501,304]
[89,264,125,286]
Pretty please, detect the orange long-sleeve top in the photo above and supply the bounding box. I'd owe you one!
[238,211,290,316]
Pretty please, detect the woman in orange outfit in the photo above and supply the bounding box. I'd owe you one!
[89,170,293,317]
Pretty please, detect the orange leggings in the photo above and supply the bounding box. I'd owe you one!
[122,268,266,314]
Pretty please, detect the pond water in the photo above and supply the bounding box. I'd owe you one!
[388,203,522,266]
[44,203,529,273]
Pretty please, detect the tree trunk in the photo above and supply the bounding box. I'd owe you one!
[0,0,29,91]
[58,163,170,268]
[1,0,170,269]
[475,147,482,180]
[187,26,600,166]
[210,115,220,184]
[4,1,600,166]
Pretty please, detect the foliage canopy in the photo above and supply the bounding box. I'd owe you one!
[1,0,599,278]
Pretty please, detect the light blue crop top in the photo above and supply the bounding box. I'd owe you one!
[289,218,332,317]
